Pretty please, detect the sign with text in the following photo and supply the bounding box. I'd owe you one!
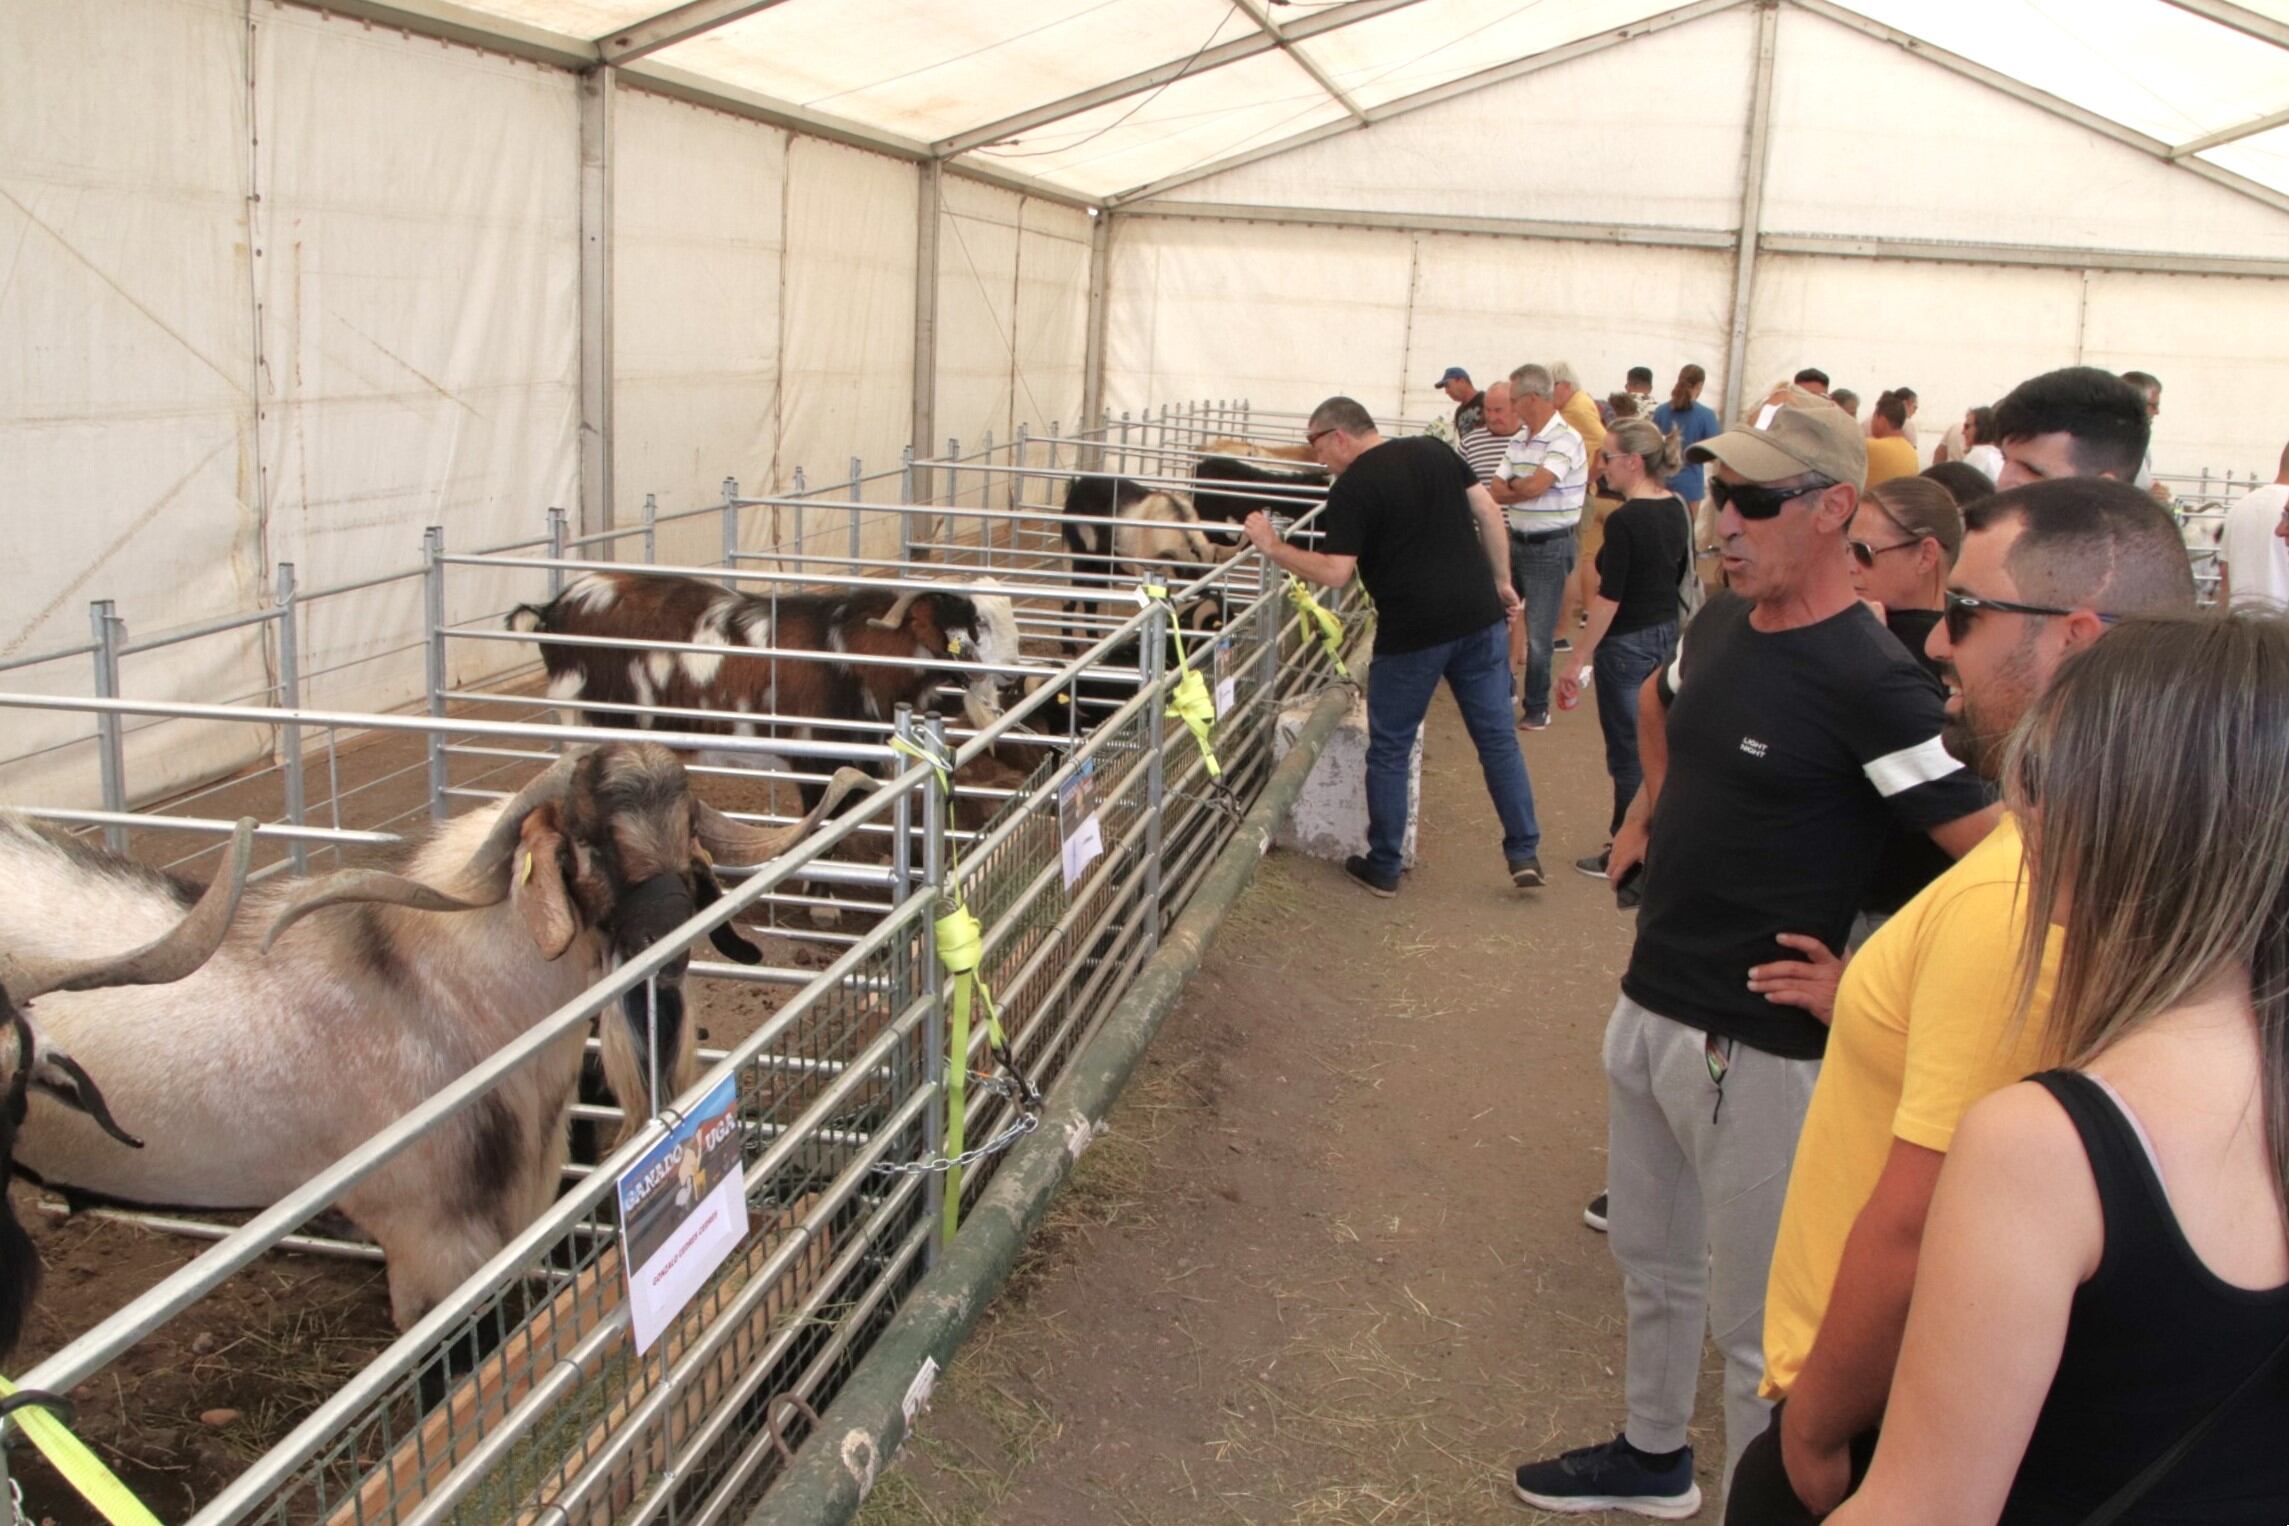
[617,1075,747,1354]
[1211,635,1238,720]
[1057,757,1105,890]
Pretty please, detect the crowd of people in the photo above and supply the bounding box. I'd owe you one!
[1244,363,2289,1524]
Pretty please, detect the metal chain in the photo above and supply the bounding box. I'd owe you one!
[873,1073,1041,1178]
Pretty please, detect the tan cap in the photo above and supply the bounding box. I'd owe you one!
[1687,385,1867,491]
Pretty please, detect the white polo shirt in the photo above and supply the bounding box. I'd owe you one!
[2219,482,2289,608]
[1497,413,1589,536]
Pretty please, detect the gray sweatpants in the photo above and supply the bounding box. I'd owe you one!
[1602,993,1820,1495]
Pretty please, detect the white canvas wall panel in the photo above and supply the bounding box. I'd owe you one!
[2080,272,2289,482]
[1744,255,2083,456]
[1013,200,1093,442]
[0,0,270,808]
[1164,7,1755,234]
[614,89,786,571]
[1404,236,1734,428]
[1105,218,1414,422]
[1763,10,2289,260]
[779,138,917,563]
[253,8,581,715]
[935,178,1022,500]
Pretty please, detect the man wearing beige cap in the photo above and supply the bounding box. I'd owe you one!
[1513,391,1996,1519]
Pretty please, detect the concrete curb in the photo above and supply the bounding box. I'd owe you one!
[752,681,1360,1524]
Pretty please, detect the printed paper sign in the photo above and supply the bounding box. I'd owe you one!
[1212,636,1238,720]
[1057,757,1106,890]
[618,1075,748,1354]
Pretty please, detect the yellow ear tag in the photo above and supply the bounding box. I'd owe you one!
[948,634,965,656]
[520,850,534,885]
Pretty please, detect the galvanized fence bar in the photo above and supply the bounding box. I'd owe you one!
[89,598,128,852]
[274,561,310,875]
[422,525,449,822]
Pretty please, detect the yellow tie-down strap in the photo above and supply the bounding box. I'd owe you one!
[1285,577,1353,681]
[0,1376,164,1526]
[1141,583,1223,782]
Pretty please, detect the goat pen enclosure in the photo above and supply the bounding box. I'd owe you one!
[0,411,1364,1523]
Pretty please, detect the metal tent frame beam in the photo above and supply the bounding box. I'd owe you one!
[1103,0,1750,207]
[1117,200,1737,250]
[1723,1,1779,422]
[1791,0,2289,218]
[1232,0,1368,125]
[599,0,795,66]
[2157,0,2289,51]
[931,0,1424,159]
[2171,101,2289,158]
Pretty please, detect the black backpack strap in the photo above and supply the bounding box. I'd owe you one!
[2078,1323,2289,1526]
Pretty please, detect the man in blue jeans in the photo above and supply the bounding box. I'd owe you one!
[1242,396,1544,895]
[1488,364,1590,730]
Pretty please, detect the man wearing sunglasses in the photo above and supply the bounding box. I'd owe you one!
[1732,477,2195,1525]
[1516,389,1996,1519]
[1244,396,1544,897]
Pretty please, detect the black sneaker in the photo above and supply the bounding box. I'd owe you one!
[1343,855,1399,898]
[1509,857,1545,889]
[1513,1435,1700,1518]
[1583,1191,1609,1232]
[1575,848,1611,879]
[1519,708,1552,731]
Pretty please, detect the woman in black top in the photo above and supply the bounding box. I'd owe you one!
[1847,476,1962,683]
[1556,417,1691,867]
[1832,616,2289,1526]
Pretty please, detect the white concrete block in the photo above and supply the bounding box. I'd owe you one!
[1273,666,1421,868]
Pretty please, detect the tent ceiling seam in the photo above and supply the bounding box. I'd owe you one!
[2155,0,2289,52]
[1230,0,1369,125]
[596,0,794,67]
[2170,100,2289,157]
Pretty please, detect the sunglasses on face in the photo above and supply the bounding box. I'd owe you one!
[1942,589,2120,644]
[1848,537,1923,570]
[1709,475,1836,520]
[1306,427,1337,447]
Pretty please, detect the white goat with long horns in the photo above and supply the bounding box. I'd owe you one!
[4,744,866,1328]
[1,816,256,1361]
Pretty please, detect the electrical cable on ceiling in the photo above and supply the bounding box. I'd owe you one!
[975,5,1242,158]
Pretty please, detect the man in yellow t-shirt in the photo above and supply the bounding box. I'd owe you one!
[1864,393,1920,488]
[1723,476,2197,1525]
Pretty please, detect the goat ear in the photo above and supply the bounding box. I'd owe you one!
[511,804,581,960]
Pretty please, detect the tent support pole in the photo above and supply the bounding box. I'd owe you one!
[1082,212,1111,472]
[579,65,617,546]
[911,160,943,510]
[1723,1,1778,421]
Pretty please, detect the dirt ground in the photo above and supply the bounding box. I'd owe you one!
[858,688,1728,1525]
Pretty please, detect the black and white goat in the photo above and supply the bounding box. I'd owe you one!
[510,573,1021,808]
[1188,453,1329,535]
[1,819,255,1361]
[1060,476,1222,647]
[1,745,862,1329]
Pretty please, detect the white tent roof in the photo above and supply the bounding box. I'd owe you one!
[386,0,2289,205]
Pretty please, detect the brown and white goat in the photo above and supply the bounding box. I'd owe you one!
[2,745,863,1329]
[510,573,1021,808]
[0,818,255,1360]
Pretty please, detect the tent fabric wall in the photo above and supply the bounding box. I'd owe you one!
[1012,199,1094,445]
[613,88,785,570]
[1105,217,1735,430]
[778,136,919,558]
[1164,6,1758,233]
[935,177,1023,485]
[2080,271,2289,482]
[0,0,268,808]
[254,6,581,712]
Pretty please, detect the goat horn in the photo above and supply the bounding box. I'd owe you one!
[1,817,259,1004]
[260,751,586,953]
[866,590,923,632]
[694,768,873,867]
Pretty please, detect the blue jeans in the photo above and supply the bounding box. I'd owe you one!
[1510,529,1578,715]
[1593,620,1678,834]
[1364,621,1541,878]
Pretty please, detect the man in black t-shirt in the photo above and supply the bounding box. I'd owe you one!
[1243,395,1543,892]
[1436,366,1486,437]
[1514,391,1997,1518]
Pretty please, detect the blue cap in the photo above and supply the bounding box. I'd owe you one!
[1434,366,1470,385]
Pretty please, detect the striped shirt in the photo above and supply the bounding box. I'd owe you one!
[1497,413,1589,535]
[1458,426,1518,485]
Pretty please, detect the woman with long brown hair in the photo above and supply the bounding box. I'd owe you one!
[1830,614,2289,1525]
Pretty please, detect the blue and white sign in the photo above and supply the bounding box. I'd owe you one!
[617,1075,748,1354]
